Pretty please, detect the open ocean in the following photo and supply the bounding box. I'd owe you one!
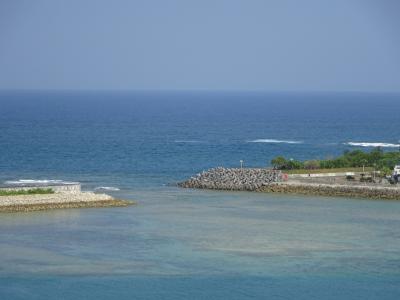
[1,91,400,299]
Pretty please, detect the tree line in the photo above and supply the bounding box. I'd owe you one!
[271,148,400,175]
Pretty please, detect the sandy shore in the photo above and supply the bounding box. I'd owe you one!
[0,191,133,213]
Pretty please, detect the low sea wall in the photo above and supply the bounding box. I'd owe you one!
[178,167,282,191]
[260,182,400,200]
[288,172,353,178]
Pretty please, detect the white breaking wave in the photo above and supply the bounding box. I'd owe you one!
[4,179,78,185]
[94,186,120,191]
[247,139,303,144]
[174,140,204,143]
[345,142,400,148]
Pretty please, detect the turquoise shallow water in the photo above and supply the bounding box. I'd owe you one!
[1,188,400,299]
[1,91,400,299]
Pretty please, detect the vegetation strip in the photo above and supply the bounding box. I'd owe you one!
[271,148,400,175]
[0,188,54,196]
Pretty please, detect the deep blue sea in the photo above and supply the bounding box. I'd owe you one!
[1,91,400,299]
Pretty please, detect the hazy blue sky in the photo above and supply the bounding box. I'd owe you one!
[0,0,399,91]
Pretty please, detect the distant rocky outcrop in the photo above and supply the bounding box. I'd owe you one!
[178,167,282,191]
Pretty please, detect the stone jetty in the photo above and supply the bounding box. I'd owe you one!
[0,180,134,213]
[178,167,282,191]
[0,192,133,213]
[261,182,400,200]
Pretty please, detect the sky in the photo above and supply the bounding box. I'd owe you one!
[0,0,399,92]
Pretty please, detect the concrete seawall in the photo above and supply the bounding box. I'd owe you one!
[178,167,282,191]
[261,182,400,200]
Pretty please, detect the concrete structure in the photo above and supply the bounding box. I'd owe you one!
[261,181,400,200]
[288,172,355,178]
[393,165,400,176]
[0,180,132,212]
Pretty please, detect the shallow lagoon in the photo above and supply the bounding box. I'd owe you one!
[1,188,400,299]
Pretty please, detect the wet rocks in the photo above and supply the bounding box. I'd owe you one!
[178,167,283,191]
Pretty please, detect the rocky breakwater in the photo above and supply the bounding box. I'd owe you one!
[178,167,283,191]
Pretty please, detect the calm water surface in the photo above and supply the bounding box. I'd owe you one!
[1,189,400,299]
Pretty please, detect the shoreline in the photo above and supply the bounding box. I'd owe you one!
[0,199,132,213]
[260,182,400,200]
[178,167,400,200]
[0,191,134,213]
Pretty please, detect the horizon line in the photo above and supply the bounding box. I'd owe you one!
[0,88,400,95]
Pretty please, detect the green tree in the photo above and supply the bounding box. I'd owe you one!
[304,160,320,170]
[286,159,304,170]
[271,156,287,169]
[369,147,383,165]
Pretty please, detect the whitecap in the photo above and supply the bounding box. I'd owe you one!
[345,142,400,148]
[174,140,204,143]
[94,186,120,191]
[4,179,78,185]
[247,139,303,144]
